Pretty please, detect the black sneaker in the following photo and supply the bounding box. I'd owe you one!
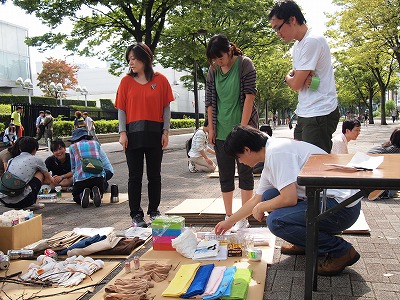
[92,186,101,207]
[132,214,148,228]
[81,188,90,208]
[149,211,161,222]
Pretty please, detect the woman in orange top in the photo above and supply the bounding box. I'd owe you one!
[115,43,174,228]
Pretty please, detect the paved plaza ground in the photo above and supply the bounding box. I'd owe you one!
[1,119,400,299]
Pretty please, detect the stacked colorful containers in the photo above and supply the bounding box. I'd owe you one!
[151,216,185,250]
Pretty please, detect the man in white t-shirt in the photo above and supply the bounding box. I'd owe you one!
[215,126,361,276]
[188,119,216,173]
[269,0,340,153]
[331,118,361,154]
[83,112,99,143]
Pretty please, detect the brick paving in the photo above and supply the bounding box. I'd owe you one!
[1,119,400,299]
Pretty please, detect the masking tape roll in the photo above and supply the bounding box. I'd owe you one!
[309,76,320,91]
[0,255,10,270]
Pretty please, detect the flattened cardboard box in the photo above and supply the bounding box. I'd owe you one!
[0,214,42,253]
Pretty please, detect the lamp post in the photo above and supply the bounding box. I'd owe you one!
[192,29,208,129]
[76,85,89,107]
[49,82,67,106]
[15,77,33,104]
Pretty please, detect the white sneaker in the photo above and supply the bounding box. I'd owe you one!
[231,218,249,232]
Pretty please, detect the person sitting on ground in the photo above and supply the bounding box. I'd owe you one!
[188,119,217,173]
[0,137,52,210]
[45,139,73,191]
[69,128,111,208]
[3,123,18,147]
[74,111,86,129]
[214,125,362,276]
[252,124,272,174]
[0,139,21,176]
[331,118,361,154]
[367,128,400,199]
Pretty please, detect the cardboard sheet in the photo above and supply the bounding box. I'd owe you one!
[165,198,264,226]
[44,230,151,259]
[342,210,371,234]
[93,256,269,300]
[38,192,129,205]
[0,259,119,300]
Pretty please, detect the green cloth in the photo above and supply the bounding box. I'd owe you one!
[221,268,252,300]
[11,111,21,126]
[215,58,241,140]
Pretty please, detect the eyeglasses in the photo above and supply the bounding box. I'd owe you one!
[274,19,288,33]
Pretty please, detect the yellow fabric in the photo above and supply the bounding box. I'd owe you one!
[162,263,201,297]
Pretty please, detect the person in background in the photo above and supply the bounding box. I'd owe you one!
[74,111,86,129]
[43,110,54,142]
[367,128,400,199]
[83,111,99,143]
[391,109,397,123]
[205,33,259,232]
[331,118,361,154]
[188,119,217,173]
[252,124,273,174]
[35,111,45,140]
[215,125,361,276]
[0,137,52,210]
[69,128,111,208]
[0,139,21,176]
[2,123,17,147]
[45,139,73,190]
[11,106,23,138]
[269,0,340,153]
[363,111,368,127]
[115,42,174,228]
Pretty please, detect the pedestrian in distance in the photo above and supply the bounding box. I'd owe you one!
[35,111,45,140]
[82,111,99,143]
[43,110,54,143]
[10,106,23,138]
[115,43,174,228]
[205,33,259,232]
[269,0,340,153]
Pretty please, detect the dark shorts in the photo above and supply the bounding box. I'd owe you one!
[2,177,42,209]
[215,139,254,193]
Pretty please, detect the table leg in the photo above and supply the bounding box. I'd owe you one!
[305,187,320,299]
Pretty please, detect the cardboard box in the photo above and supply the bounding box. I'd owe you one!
[0,214,42,253]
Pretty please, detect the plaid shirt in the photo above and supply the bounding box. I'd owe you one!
[69,139,105,182]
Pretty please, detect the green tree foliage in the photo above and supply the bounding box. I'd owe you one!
[13,0,189,75]
[328,0,400,124]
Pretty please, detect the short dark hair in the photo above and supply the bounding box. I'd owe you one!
[50,139,66,152]
[268,0,306,25]
[45,110,51,114]
[16,106,23,110]
[342,118,361,134]
[19,137,39,154]
[39,111,44,114]
[224,125,269,157]
[125,43,154,81]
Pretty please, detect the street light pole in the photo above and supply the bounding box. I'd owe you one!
[15,77,33,104]
[191,29,208,129]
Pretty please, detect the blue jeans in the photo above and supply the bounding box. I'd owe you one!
[263,188,361,257]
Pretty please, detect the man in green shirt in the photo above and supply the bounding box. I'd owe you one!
[10,106,23,137]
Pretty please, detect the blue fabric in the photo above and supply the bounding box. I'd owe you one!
[203,266,236,300]
[263,188,361,257]
[181,264,214,298]
[57,234,107,255]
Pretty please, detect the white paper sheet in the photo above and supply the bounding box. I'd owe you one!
[324,152,384,171]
